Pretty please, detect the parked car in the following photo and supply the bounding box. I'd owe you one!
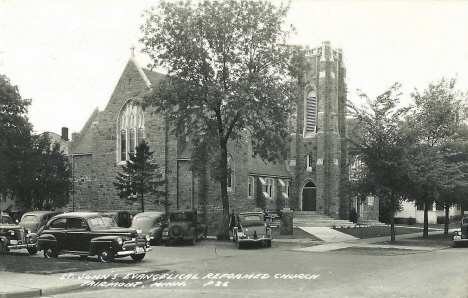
[19,211,61,233]
[131,211,167,245]
[0,214,38,255]
[37,212,151,262]
[162,210,207,245]
[99,210,132,228]
[233,211,272,249]
[453,217,468,247]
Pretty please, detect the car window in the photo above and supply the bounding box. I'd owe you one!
[87,217,107,229]
[50,218,67,229]
[1,216,13,224]
[135,216,151,222]
[244,215,262,221]
[67,218,88,230]
[102,216,118,227]
[170,213,193,221]
[22,215,37,222]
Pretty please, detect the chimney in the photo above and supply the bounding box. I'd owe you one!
[61,127,69,141]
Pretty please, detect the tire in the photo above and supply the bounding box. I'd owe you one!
[266,240,272,248]
[80,255,88,260]
[27,247,38,255]
[191,232,197,246]
[165,240,172,246]
[131,253,145,261]
[152,237,162,246]
[453,242,460,248]
[237,240,243,249]
[0,241,6,255]
[202,228,208,240]
[98,247,114,263]
[169,225,183,237]
[43,245,58,259]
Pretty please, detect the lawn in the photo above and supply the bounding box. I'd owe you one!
[0,251,139,274]
[271,227,321,241]
[336,226,426,239]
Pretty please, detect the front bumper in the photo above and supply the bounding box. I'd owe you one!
[237,236,272,243]
[7,243,36,250]
[117,246,152,256]
[162,235,191,241]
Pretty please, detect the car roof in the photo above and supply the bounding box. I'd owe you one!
[239,212,264,216]
[54,212,101,219]
[22,211,58,216]
[134,211,165,217]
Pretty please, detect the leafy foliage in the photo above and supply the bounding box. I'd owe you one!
[140,0,294,238]
[13,134,71,211]
[0,74,32,204]
[113,140,166,212]
[348,83,414,241]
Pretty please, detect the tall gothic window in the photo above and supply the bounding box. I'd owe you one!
[305,89,317,135]
[118,101,144,162]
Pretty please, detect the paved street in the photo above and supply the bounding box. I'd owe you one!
[15,238,464,298]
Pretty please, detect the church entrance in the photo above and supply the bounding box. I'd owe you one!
[302,182,316,211]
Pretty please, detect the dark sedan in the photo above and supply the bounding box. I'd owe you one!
[37,212,151,262]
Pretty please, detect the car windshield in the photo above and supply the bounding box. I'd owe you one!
[87,217,108,229]
[21,215,37,222]
[102,216,118,227]
[244,215,262,221]
[1,216,14,224]
[170,213,193,222]
[131,216,152,228]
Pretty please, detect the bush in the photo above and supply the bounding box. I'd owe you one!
[394,217,416,225]
[349,208,357,223]
[437,216,446,224]
[450,215,463,222]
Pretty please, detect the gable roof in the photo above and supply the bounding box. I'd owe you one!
[70,107,99,154]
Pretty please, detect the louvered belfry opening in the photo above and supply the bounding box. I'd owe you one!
[306,89,317,133]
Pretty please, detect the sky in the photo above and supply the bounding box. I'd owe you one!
[1,0,467,137]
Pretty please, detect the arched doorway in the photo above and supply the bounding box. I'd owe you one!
[302,182,316,211]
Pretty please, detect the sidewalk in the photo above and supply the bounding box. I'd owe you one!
[293,227,456,252]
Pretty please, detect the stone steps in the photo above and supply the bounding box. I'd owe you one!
[293,211,357,228]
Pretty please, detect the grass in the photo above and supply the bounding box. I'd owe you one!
[336,226,424,239]
[0,251,139,274]
[382,232,454,247]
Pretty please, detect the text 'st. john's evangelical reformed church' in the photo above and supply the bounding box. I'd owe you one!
[69,41,378,228]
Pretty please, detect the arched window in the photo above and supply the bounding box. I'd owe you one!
[305,89,317,136]
[227,154,234,190]
[118,101,144,162]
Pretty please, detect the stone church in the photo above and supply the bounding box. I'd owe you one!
[69,41,378,229]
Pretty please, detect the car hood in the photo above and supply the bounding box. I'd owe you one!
[0,224,23,230]
[19,222,40,232]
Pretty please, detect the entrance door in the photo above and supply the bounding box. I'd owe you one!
[302,182,316,211]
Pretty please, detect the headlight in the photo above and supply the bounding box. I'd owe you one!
[9,230,15,236]
[116,238,123,246]
[27,229,32,234]
[145,235,151,242]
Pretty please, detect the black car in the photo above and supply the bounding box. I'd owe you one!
[0,214,38,255]
[162,210,207,245]
[37,212,151,262]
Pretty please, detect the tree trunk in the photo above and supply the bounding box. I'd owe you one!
[444,202,450,234]
[218,139,230,240]
[390,197,395,243]
[423,199,429,238]
[141,192,145,212]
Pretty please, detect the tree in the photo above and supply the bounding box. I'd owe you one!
[113,140,166,212]
[0,74,32,208]
[349,83,414,242]
[407,78,467,237]
[13,134,71,210]
[140,0,294,239]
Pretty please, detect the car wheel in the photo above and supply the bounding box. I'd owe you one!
[0,241,6,255]
[131,253,145,261]
[153,238,162,246]
[98,247,114,263]
[237,240,243,249]
[266,240,272,248]
[191,233,197,246]
[453,242,460,248]
[43,245,58,258]
[165,240,172,246]
[27,247,38,255]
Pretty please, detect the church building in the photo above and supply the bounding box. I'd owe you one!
[69,41,375,229]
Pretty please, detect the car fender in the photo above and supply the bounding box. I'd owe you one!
[89,236,123,255]
[0,236,8,245]
[150,227,163,238]
[37,233,58,251]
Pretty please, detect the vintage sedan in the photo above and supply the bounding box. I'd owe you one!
[19,211,61,233]
[131,211,167,245]
[162,210,207,245]
[37,212,151,262]
[233,212,272,249]
[453,217,468,247]
[0,214,38,255]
